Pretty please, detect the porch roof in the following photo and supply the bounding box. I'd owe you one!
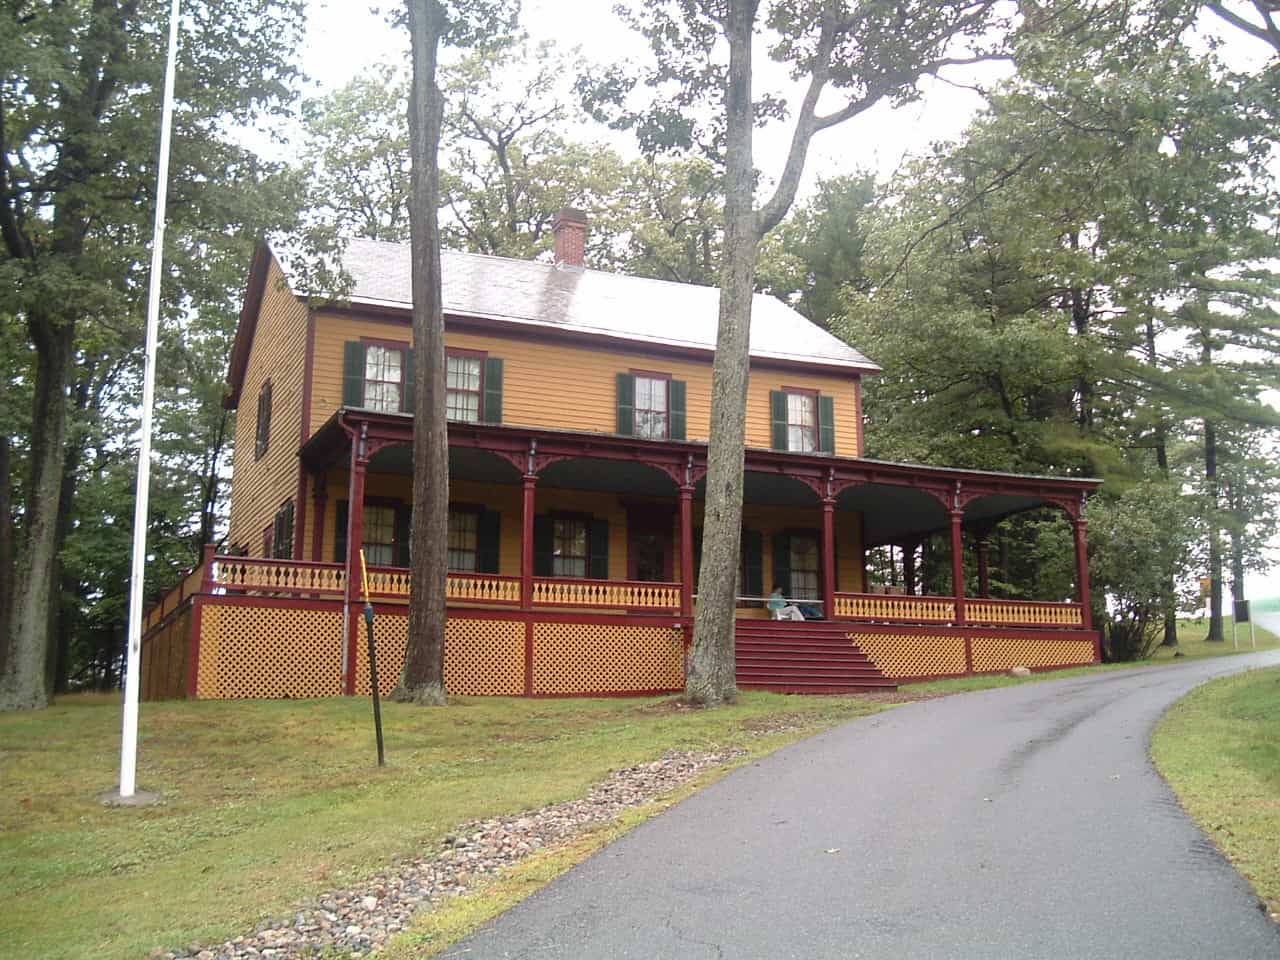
[301,411,1102,545]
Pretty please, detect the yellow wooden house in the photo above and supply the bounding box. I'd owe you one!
[140,210,1101,701]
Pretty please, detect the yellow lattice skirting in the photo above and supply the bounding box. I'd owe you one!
[354,613,526,697]
[196,602,344,699]
[533,622,684,695]
[970,636,1095,673]
[849,632,968,679]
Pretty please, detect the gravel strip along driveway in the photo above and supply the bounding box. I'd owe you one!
[441,651,1280,960]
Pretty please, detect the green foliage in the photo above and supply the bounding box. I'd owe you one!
[1087,482,1200,660]
[757,173,875,325]
[2,0,310,696]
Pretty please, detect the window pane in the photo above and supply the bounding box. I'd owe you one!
[363,505,397,567]
[448,511,478,572]
[790,536,819,600]
[552,518,588,579]
[632,376,668,439]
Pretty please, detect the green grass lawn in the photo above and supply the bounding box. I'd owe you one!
[0,691,891,960]
[1151,665,1280,920]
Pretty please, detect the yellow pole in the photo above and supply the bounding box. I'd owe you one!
[359,548,371,603]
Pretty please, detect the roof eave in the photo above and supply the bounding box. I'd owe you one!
[223,242,279,410]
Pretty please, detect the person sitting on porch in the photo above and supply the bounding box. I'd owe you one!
[768,586,805,621]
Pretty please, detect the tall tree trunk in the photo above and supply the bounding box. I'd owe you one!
[685,0,756,706]
[1203,417,1224,641]
[1146,316,1178,647]
[396,0,449,705]
[1,314,74,710]
[1228,516,1245,624]
[0,435,12,676]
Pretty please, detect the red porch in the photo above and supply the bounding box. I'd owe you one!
[140,414,1101,700]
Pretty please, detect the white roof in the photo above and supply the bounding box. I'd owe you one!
[315,238,879,373]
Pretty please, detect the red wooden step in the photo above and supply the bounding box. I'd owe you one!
[733,620,895,693]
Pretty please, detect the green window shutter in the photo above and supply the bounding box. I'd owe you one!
[394,505,412,568]
[772,533,791,595]
[693,526,703,588]
[343,342,366,408]
[483,357,504,423]
[402,348,414,413]
[770,390,788,450]
[589,518,609,580]
[281,500,295,560]
[743,529,764,603]
[818,394,835,454]
[333,500,349,563]
[533,516,553,577]
[616,373,635,436]
[669,379,687,440]
[477,510,501,573]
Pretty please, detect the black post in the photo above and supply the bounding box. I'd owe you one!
[363,601,386,767]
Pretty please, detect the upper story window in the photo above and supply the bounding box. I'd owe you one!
[616,372,686,440]
[787,392,817,453]
[634,375,668,440]
[255,381,272,459]
[342,341,502,423]
[446,353,482,422]
[770,389,836,455]
[364,345,404,413]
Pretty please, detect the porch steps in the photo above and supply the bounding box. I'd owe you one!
[734,619,896,694]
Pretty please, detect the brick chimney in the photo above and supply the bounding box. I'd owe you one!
[552,207,588,268]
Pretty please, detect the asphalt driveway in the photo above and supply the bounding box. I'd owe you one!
[441,650,1280,959]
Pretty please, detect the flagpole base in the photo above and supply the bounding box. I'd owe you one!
[98,789,161,807]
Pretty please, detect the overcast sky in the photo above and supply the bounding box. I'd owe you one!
[295,1,1280,602]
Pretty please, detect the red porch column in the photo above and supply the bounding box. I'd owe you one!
[679,483,695,620]
[950,510,966,624]
[975,537,991,599]
[310,469,328,563]
[1074,518,1093,630]
[343,427,369,695]
[821,496,836,620]
[521,471,537,697]
[521,473,537,609]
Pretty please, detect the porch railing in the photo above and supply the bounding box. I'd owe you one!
[211,557,346,596]
[530,577,680,610]
[834,592,956,623]
[175,555,1081,627]
[966,599,1084,628]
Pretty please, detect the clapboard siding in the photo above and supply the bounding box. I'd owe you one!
[309,311,862,454]
[227,258,308,555]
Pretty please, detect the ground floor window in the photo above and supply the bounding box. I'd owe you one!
[363,505,396,567]
[448,510,478,572]
[789,534,819,600]
[553,517,588,578]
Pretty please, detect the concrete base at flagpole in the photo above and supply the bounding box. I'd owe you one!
[97,789,161,807]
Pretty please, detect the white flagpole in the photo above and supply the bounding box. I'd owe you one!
[119,0,181,800]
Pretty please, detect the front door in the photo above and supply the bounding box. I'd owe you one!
[627,506,675,582]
